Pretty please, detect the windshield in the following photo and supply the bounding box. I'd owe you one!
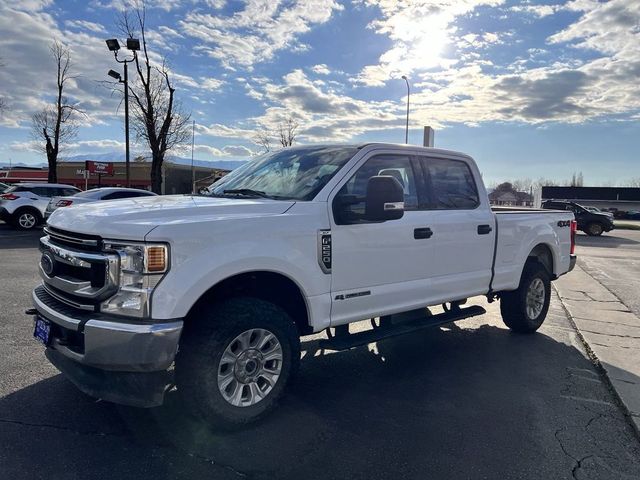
[209,146,358,201]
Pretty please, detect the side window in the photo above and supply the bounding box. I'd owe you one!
[62,188,79,196]
[423,158,479,209]
[32,187,54,197]
[102,192,129,200]
[333,154,418,224]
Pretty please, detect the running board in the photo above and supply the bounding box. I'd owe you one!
[319,305,486,351]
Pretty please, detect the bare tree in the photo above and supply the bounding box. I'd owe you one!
[277,116,298,147]
[570,171,584,187]
[31,42,82,183]
[626,178,640,187]
[119,5,190,193]
[252,129,272,153]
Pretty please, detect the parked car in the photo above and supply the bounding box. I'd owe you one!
[46,187,157,219]
[31,143,577,429]
[0,182,10,194]
[542,200,615,236]
[0,183,80,230]
[624,210,640,220]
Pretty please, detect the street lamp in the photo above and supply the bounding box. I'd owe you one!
[106,37,140,188]
[401,75,410,144]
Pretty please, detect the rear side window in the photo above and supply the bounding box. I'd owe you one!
[423,158,479,209]
[31,187,56,197]
[62,188,80,196]
[103,191,137,200]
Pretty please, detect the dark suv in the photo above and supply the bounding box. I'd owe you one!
[542,200,615,236]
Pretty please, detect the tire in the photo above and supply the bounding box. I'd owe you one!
[175,296,300,430]
[500,262,551,334]
[12,208,42,230]
[585,222,604,236]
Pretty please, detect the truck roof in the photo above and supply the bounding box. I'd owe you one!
[287,143,472,160]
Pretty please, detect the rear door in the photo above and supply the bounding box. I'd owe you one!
[415,156,495,301]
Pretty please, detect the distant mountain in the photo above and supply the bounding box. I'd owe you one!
[1,153,246,171]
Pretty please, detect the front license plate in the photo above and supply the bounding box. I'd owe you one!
[33,317,51,346]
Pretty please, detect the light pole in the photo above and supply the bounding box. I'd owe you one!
[401,75,410,144]
[106,38,140,188]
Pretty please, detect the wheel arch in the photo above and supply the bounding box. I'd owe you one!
[527,243,555,276]
[186,270,312,336]
[12,205,43,226]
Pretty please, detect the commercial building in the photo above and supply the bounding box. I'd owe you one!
[0,161,229,194]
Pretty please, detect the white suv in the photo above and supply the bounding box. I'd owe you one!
[0,183,80,230]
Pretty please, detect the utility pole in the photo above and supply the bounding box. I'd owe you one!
[191,120,195,194]
[401,75,410,144]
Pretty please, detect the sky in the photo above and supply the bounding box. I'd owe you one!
[0,0,638,186]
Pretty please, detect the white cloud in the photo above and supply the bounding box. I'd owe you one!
[311,64,331,75]
[222,145,254,156]
[180,0,344,69]
[354,0,505,86]
[65,19,106,33]
[511,4,561,18]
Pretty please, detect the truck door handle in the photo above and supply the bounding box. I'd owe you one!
[477,224,492,235]
[414,227,433,239]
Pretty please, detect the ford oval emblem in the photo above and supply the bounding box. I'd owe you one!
[41,252,55,276]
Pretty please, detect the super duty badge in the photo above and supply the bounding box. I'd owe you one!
[317,230,331,274]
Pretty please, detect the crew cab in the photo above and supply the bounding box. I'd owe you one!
[29,144,577,428]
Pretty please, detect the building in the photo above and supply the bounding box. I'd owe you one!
[488,184,534,207]
[0,161,229,194]
[540,186,640,213]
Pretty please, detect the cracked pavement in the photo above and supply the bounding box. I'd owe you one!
[1,223,640,479]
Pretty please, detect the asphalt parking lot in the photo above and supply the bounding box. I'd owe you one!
[1,222,639,480]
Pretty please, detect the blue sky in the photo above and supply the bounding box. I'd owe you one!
[0,0,638,186]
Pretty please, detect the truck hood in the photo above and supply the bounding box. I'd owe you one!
[47,195,296,240]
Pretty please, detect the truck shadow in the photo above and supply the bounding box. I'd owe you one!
[0,223,43,250]
[3,321,639,479]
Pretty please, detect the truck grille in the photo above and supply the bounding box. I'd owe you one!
[44,226,102,252]
[39,230,119,311]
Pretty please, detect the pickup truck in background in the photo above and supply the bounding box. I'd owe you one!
[30,143,577,429]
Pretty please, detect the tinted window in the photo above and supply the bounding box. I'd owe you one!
[103,191,139,200]
[424,158,479,209]
[31,187,56,197]
[62,188,80,196]
[334,155,418,223]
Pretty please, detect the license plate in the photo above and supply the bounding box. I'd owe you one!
[33,317,51,346]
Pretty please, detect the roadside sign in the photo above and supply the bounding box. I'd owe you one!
[85,161,114,176]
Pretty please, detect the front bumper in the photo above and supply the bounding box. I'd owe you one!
[32,285,183,406]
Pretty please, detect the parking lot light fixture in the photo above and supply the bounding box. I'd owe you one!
[105,39,120,51]
[106,37,139,188]
[126,38,140,51]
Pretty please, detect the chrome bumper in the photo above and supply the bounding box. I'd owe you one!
[32,286,183,372]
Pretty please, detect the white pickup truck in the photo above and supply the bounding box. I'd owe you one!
[30,143,576,429]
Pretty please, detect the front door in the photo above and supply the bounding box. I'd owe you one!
[329,153,436,326]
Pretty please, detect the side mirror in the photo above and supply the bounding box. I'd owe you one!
[365,175,404,221]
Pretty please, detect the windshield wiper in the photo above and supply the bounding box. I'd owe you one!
[223,188,270,198]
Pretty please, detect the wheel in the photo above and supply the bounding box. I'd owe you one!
[585,222,604,236]
[175,296,300,430]
[500,262,551,333]
[12,209,41,230]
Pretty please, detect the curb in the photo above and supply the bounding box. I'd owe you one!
[554,266,640,439]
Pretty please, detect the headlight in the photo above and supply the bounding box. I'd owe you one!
[100,242,169,318]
